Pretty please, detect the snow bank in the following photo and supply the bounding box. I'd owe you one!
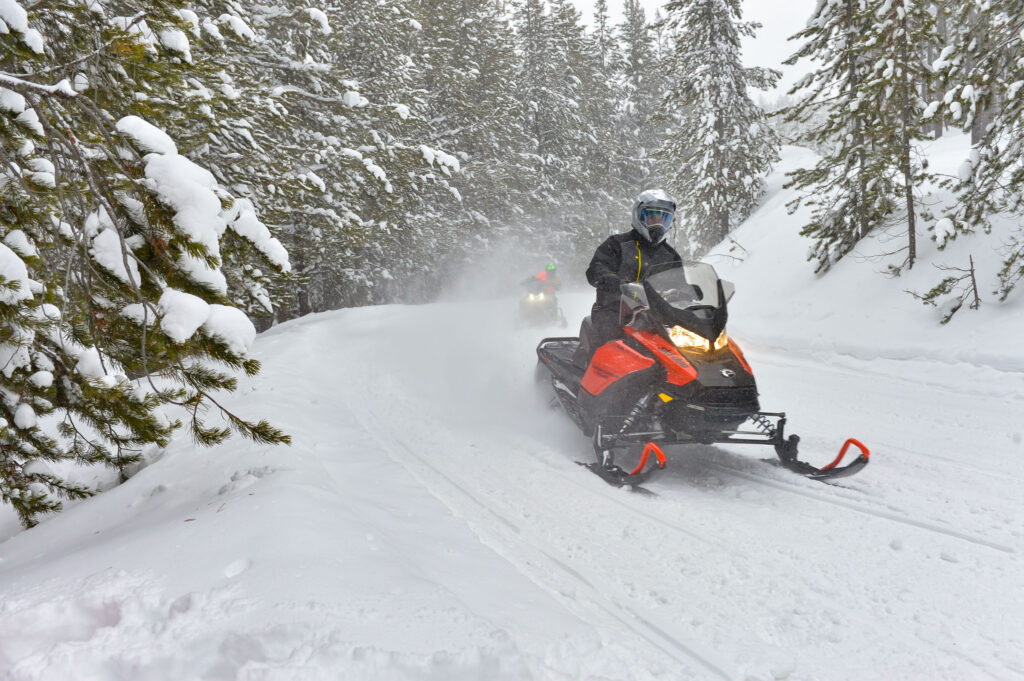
[706,136,1024,374]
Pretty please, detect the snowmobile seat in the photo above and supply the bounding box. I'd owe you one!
[573,317,597,369]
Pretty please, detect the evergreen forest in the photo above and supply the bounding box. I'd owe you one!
[3,0,1024,525]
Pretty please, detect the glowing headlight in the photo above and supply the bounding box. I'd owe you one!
[528,292,545,301]
[669,326,728,353]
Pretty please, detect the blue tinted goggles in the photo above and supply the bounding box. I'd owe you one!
[641,207,674,229]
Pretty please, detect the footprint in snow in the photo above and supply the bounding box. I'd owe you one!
[224,559,252,579]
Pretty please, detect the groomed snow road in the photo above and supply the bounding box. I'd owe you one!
[1,290,1022,681]
[262,292,1023,680]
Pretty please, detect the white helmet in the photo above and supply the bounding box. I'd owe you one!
[631,189,676,244]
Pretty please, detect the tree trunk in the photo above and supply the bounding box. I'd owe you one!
[899,13,916,270]
[967,7,993,145]
[930,5,946,139]
[846,0,869,239]
[290,233,312,317]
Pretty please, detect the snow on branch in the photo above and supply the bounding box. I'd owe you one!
[0,0,44,52]
[0,73,76,98]
[305,8,331,34]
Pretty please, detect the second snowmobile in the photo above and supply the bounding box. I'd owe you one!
[517,278,567,328]
[536,261,869,486]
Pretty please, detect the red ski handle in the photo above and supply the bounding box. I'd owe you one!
[628,442,668,476]
[821,438,870,471]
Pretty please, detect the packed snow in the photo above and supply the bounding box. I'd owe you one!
[1,142,1022,681]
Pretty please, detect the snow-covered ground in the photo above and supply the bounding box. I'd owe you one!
[2,139,1023,681]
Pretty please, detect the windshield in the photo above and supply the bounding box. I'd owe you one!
[646,262,722,310]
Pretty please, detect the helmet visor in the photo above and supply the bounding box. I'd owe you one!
[641,207,674,230]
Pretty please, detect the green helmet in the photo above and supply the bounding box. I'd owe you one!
[546,263,557,272]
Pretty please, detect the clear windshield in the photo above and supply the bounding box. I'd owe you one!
[646,262,722,310]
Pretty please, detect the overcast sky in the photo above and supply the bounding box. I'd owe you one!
[570,0,818,99]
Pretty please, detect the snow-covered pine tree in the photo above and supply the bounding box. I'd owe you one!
[172,0,299,326]
[857,0,938,272]
[619,0,663,191]
[928,0,1024,301]
[781,0,887,272]
[551,0,631,244]
[338,0,465,305]
[227,0,459,311]
[66,0,297,327]
[576,0,637,243]
[657,0,780,257]
[229,0,387,315]
[592,0,615,68]
[1,0,289,527]
[410,0,532,270]
[511,0,592,245]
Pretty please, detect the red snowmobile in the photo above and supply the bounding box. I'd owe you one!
[536,261,869,486]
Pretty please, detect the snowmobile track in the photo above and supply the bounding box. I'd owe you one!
[340,401,740,680]
[560,471,746,556]
[362,423,1006,681]
[702,458,1017,554]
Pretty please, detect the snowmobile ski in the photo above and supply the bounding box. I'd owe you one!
[583,440,667,489]
[773,435,870,481]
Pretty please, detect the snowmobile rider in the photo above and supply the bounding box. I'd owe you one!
[585,189,682,348]
[524,263,562,294]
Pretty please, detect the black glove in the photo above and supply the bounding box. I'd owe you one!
[597,273,620,291]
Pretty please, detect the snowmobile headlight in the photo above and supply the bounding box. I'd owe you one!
[528,292,545,301]
[669,326,729,353]
[669,325,709,351]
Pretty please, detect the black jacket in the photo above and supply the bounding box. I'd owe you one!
[586,230,683,312]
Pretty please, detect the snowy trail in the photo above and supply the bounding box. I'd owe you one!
[292,294,1023,681]
[2,291,1022,680]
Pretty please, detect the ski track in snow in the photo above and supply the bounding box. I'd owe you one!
[1,294,1022,680]
[276,297,1023,681]
[4,272,1024,677]
[343,408,731,680]
[4,137,1024,680]
[1,291,1022,681]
